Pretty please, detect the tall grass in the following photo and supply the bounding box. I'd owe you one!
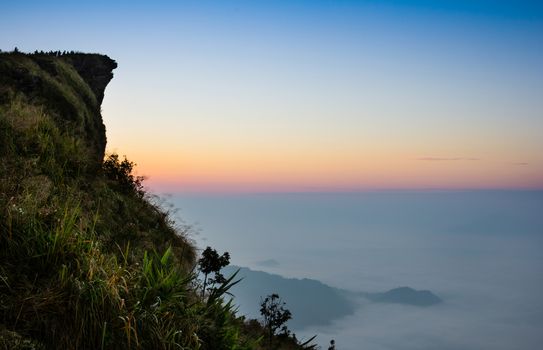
[1,193,254,349]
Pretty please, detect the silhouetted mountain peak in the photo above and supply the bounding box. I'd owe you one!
[367,286,442,306]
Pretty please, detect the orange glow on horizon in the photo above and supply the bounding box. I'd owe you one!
[112,146,543,193]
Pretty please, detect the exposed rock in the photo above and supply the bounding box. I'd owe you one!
[0,52,116,168]
[63,53,117,105]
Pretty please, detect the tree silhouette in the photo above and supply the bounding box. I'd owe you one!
[198,246,230,297]
[260,293,292,347]
[102,154,145,197]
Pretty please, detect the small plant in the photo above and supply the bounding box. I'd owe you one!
[260,293,292,347]
[102,153,145,196]
[198,246,231,297]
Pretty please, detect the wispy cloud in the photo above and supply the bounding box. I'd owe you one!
[417,157,481,161]
[511,162,529,166]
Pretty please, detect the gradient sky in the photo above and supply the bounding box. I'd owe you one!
[2,0,542,192]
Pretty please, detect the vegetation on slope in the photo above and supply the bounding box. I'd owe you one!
[0,51,313,349]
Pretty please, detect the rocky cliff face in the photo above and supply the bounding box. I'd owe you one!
[64,53,117,105]
[0,52,116,168]
[0,52,206,350]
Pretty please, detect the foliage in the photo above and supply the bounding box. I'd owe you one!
[260,294,292,346]
[198,246,231,297]
[102,153,145,197]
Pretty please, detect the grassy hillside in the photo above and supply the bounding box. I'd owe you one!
[0,51,311,350]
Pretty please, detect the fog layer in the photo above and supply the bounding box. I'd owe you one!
[172,191,543,349]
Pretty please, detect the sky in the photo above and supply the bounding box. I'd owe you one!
[1,0,542,192]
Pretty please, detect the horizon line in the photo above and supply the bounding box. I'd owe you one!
[145,186,543,196]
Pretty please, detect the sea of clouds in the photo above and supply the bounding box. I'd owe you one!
[171,191,543,349]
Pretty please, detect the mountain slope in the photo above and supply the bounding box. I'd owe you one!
[0,51,310,350]
[225,266,356,330]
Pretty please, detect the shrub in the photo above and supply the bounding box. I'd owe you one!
[260,293,292,347]
[102,154,144,197]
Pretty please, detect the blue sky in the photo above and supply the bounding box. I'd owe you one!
[2,0,542,191]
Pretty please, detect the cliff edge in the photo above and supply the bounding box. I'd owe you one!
[0,51,200,349]
[0,52,115,168]
[0,51,310,350]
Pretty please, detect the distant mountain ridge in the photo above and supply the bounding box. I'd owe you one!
[225,266,443,330]
[224,266,356,330]
[362,286,443,306]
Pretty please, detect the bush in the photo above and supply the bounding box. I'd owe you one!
[102,154,144,197]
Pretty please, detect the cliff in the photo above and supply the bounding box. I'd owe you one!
[0,51,188,348]
[0,52,117,167]
[0,51,311,350]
